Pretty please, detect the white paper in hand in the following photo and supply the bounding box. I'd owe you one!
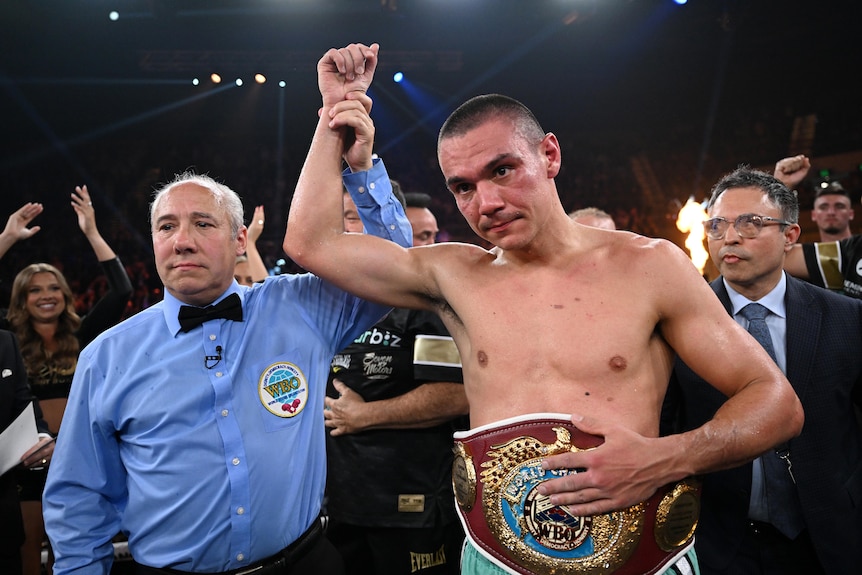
[0,402,39,476]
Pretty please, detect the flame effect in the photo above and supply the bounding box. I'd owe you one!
[676,197,710,275]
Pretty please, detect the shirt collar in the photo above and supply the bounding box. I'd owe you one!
[724,272,787,320]
[163,282,244,336]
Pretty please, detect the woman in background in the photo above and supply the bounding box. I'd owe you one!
[1,186,132,575]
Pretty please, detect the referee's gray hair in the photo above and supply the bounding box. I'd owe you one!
[150,171,245,239]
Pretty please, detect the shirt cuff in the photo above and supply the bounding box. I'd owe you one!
[342,158,390,208]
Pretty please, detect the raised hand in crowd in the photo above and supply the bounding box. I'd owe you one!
[0,203,44,259]
[70,185,119,262]
[235,205,268,285]
[773,154,810,190]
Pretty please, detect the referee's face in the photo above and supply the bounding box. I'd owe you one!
[152,183,247,307]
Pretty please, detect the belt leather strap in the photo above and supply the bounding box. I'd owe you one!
[135,517,323,575]
[452,413,701,575]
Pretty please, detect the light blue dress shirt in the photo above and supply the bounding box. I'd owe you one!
[43,160,411,574]
[343,158,412,247]
[723,272,788,522]
[724,273,788,374]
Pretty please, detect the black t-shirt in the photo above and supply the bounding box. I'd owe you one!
[325,307,466,528]
[803,235,862,299]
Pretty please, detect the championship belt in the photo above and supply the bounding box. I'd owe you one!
[452,413,700,575]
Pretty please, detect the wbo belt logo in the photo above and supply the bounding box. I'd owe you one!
[258,362,308,418]
[520,468,593,552]
[501,462,595,556]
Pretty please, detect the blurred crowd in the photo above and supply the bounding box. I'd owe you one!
[2,94,860,319]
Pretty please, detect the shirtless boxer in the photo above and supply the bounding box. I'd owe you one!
[284,43,803,575]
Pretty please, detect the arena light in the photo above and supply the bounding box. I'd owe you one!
[235,78,243,86]
[211,73,222,84]
[393,71,404,83]
[254,73,266,84]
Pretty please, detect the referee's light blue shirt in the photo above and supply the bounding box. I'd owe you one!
[44,159,410,574]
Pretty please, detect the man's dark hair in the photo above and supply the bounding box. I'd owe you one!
[404,191,432,210]
[390,179,407,209]
[814,181,850,199]
[438,94,545,151]
[707,165,799,224]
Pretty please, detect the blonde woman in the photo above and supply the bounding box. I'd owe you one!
[1,186,132,575]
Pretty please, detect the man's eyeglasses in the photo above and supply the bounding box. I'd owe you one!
[703,214,792,240]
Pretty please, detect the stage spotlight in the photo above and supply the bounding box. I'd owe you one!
[254,73,266,84]
[279,81,286,88]
[393,71,404,83]
[192,78,199,86]
[109,11,119,21]
[211,73,222,84]
[673,0,688,4]
[235,78,243,86]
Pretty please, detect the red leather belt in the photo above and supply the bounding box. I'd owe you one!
[452,414,700,575]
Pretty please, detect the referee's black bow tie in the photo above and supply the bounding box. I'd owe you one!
[178,293,243,332]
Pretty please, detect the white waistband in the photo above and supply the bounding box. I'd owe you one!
[453,412,572,440]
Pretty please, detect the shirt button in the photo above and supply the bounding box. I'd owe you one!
[369,182,376,190]
[389,224,396,230]
[357,186,366,194]
[237,507,245,515]
[216,372,223,377]
[232,457,240,466]
[221,409,229,417]
[236,553,245,562]
[209,334,216,341]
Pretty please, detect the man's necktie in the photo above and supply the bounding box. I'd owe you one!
[740,303,776,360]
[178,293,243,332]
[739,302,805,539]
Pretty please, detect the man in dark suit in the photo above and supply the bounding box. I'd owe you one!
[664,166,862,574]
[0,329,53,575]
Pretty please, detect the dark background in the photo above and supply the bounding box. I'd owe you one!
[1,0,860,304]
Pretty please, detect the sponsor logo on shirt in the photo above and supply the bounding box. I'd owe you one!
[362,353,394,378]
[258,362,308,418]
[409,544,447,572]
[353,327,402,347]
[844,280,862,297]
[331,354,351,372]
